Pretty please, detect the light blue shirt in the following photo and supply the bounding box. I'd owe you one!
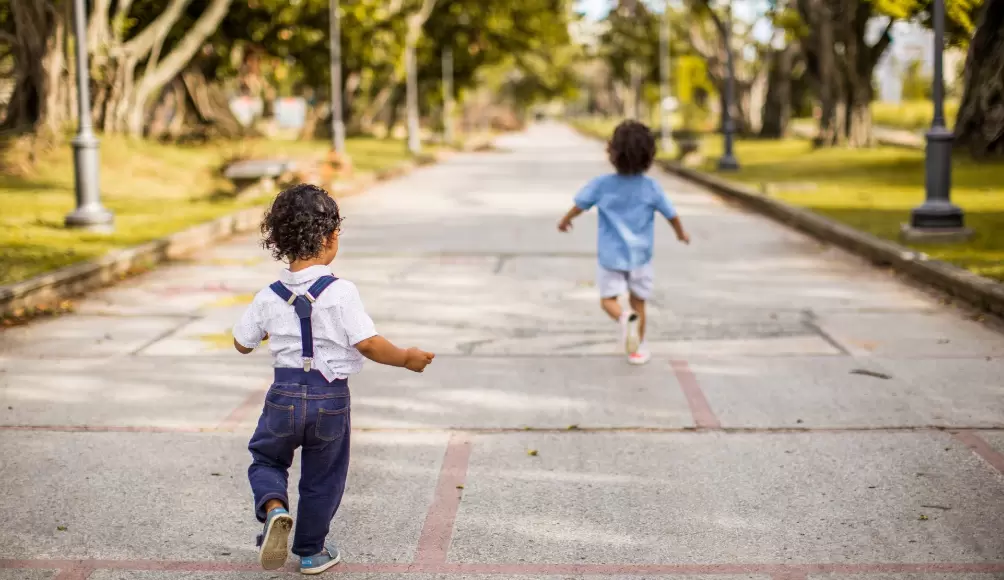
[574,173,677,271]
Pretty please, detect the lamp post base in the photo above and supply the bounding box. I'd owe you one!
[900,223,973,243]
[65,206,114,232]
[717,153,740,171]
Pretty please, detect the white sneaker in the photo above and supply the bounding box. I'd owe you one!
[621,311,641,355]
[628,348,652,365]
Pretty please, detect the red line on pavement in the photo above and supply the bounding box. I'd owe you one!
[670,359,721,429]
[954,431,1004,476]
[0,424,205,434]
[3,559,1004,576]
[413,432,473,564]
[217,383,271,432]
[54,564,93,580]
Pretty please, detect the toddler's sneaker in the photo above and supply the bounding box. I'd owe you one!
[620,311,641,354]
[257,507,293,570]
[300,542,342,575]
[628,348,651,366]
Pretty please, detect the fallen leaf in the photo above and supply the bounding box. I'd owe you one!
[527,449,538,457]
[566,424,580,431]
[456,485,464,490]
[918,514,929,521]
[57,525,68,531]
[850,369,892,380]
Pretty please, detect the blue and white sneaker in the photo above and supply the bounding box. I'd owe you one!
[300,542,341,575]
[256,507,293,570]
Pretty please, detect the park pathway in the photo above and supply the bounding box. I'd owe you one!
[2,123,1004,580]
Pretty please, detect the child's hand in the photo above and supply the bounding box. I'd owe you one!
[404,348,435,373]
[557,218,573,233]
[677,231,691,245]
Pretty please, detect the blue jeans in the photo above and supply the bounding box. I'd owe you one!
[248,369,351,557]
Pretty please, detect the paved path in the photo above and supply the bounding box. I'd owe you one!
[2,123,1003,580]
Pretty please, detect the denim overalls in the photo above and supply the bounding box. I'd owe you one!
[247,275,351,558]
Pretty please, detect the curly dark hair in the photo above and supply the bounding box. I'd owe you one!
[608,120,656,175]
[261,183,343,262]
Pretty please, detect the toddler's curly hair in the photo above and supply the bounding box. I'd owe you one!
[608,120,656,175]
[261,183,342,262]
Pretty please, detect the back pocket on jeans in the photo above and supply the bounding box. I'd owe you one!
[264,400,295,437]
[316,406,349,442]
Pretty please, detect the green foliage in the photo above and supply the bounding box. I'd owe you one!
[900,60,932,101]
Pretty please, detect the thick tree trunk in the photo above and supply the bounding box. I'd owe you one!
[1,0,70,135]
[954,0,1004,157]
[760,43,796,138]
[845,82,874,147]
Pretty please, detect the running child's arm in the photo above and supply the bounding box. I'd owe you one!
[233,296,268,354]
[559,179,600,232]
[355,336,435,372]
[652,181,690,244]
[557,206,584,232]
[667,216,690,244]
[340,280,435,373]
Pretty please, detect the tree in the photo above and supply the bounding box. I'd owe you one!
[0,0,234,138]
[954,0,1004,156]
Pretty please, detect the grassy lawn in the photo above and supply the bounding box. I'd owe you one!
[569,118,1004,282]
[0,136,420,285]
[871,99,959,133]
[696,138,1004,281]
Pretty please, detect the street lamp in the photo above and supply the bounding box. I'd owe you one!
[443,46,455,145]
[717,2,739,171]
[659,0,674,154]
[329,0,346,153]
[64,0,113,231]
[903,0,970,241]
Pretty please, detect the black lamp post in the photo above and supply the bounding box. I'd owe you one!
[717,3,740,171]
[64,0,113,231]
[904,0,970,241]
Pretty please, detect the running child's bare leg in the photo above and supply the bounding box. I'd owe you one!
[600,297,623,321]
[628,294,646,342]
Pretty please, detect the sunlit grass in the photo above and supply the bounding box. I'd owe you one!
[0,136,420,285]
[696,138,1004,281]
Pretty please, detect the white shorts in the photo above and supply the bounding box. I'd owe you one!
[597,263,654,300]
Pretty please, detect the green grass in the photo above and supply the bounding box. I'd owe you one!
[871,99,959,133]
[571,117,1004,282]
[695,138,1004,281]
[0,136,420,285]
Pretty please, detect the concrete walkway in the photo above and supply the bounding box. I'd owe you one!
[2,123,1003,580]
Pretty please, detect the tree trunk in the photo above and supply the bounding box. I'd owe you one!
[845,82,874,147]
[954,0,1004,157]
[760,43,796,138]
[124,0,233,137]
[1,0,69,135]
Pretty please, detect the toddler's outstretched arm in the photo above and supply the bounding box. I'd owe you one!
[667,216,691,244]
[558,206,584,232]
[356,335,435,373]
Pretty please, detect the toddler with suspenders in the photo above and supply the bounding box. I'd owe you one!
[232,184,435,575]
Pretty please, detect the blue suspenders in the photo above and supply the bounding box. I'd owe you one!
[268,275,338,372]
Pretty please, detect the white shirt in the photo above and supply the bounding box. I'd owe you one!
[233,265,377,380]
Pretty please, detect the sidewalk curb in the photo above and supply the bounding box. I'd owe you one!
[0,150,457,318]
[658,160,1004,317]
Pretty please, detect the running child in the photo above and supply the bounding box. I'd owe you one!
[558,120,690,365]
[232,183,435,575]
